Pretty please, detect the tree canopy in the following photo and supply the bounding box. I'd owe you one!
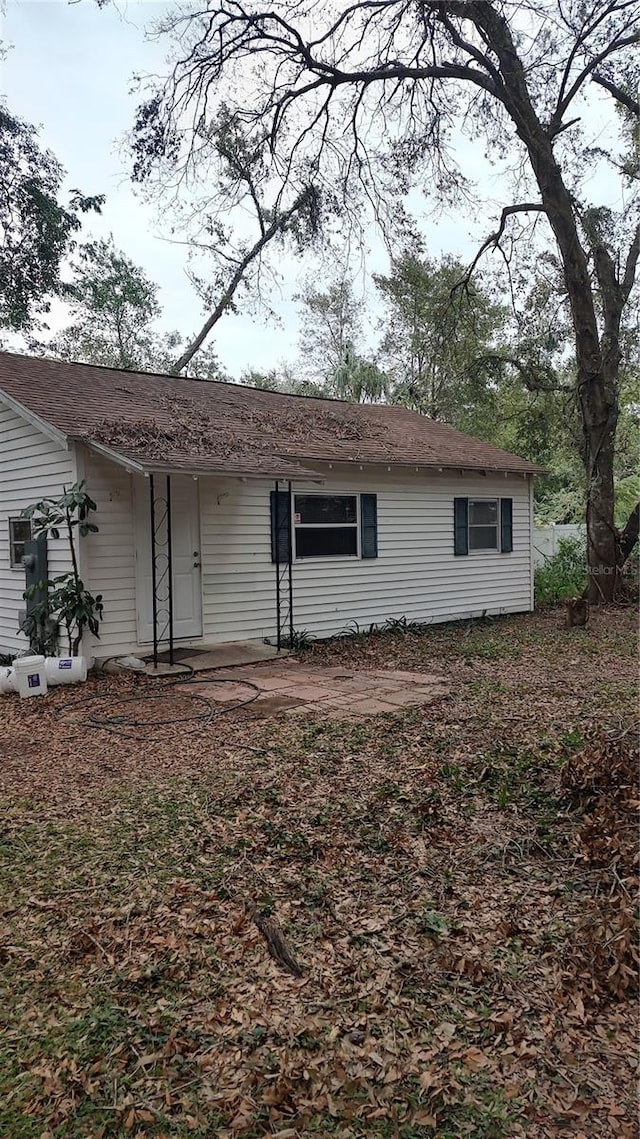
[48,238,161,370]
[44,238,226,379]
[374,251,506,435]
[131,102,323,374]
[0,107,103,332]
[296,276,363,388]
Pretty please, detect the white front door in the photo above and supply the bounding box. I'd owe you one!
[134,476,203,643]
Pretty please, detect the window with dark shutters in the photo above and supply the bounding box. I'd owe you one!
[454,495,514,555]
[271,491,379,561]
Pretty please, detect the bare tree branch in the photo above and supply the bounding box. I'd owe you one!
[592,71,640,114]
[551,30,640,128]
[552,0,633,126]
[455,203,547,288]
[473,353,571,394]
[173,187,314,373]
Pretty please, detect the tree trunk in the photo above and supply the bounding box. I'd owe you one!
[517,142,620,603]
[583,404,618,602]
[469,5,625,599]
[580,240,625,602]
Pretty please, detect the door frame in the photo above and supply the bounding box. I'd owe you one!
[133,475,203,645]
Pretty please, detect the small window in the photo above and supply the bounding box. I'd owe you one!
[294,494,359,559]
[468,499,498,552]
[9,518,32,567]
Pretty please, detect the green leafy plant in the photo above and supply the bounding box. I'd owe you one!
[381,615,432,634]
[535,536,587,605]
[416,908,450,940]
[21,482,103,656]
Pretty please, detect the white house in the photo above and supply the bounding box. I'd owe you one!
[0,352,540,660]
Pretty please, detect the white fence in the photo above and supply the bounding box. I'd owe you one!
[533,524,585,569]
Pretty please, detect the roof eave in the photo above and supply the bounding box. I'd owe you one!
[140,461,323,482]
[79,438,323,482]
[79,439,147,474]
[298,456,542,477]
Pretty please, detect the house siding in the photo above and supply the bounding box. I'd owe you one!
[46,458,532,658]
[199,469,533,644]
[0,404,75,653]
[1,409,535,660]
[76,447,139,658]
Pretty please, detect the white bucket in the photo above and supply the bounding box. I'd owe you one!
[12,655,47,699]
[0,666,16,694]
[44,656,87,686]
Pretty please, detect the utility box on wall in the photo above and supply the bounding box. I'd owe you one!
[23,535,48,602]
[19,536,49,646]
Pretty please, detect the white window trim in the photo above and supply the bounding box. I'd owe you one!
[467,497,500,555]
[8,517,33,570]
[293,492,361,561]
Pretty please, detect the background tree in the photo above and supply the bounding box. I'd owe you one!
[0,107,102,332]
[331,342,388,403]
[43,239,227,379]
[482,244,639,528]
[296,276,363,386]
[295,275,387,400]
[241,364,325,397]
[48,238,161,370]
[134,1,639,599]
[374,251,506,434]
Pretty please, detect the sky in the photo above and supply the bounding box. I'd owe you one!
[1,0,490,376]
[0,1,622,377]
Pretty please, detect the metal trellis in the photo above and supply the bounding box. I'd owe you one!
[149,473,174,668]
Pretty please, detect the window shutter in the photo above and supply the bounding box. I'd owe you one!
[360,494,378,559]
[270,490,291,563]
[501,497,513,553]
[454,497,469,556]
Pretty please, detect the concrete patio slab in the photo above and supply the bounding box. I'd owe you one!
[343,697,401,715]
[178,660,450,721]
[248,676,301,692]
[249,693,306,715]
[186,681,258,702]
[281,685,338,701]
[374,689,431,706]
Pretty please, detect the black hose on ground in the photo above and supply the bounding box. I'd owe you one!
[54,665,262,741]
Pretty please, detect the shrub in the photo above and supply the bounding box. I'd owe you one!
[535,535,586,604]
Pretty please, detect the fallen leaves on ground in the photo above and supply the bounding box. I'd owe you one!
[0,606,638,1138]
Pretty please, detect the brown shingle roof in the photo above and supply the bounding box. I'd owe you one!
[0,352,541,477]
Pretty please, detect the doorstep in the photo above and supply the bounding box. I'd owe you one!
[144,640,288,674]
